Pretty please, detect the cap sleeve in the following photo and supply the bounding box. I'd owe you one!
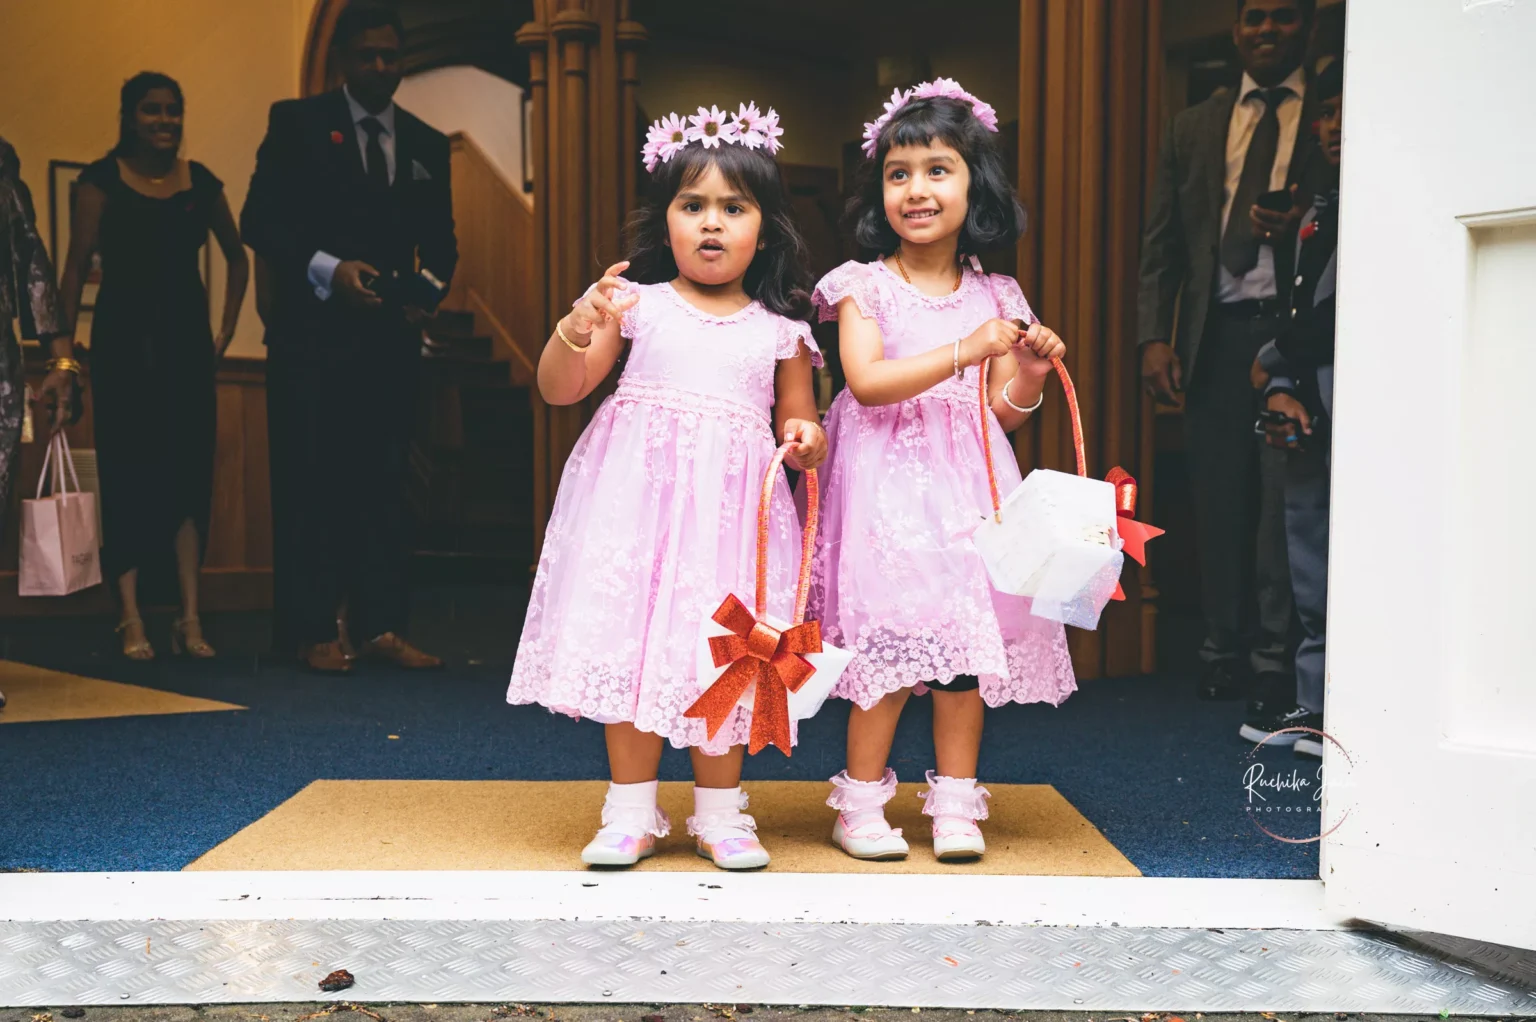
[573,278,643,339]
[775,316,824,367]
[190,161,223,196]
[76,158,119,193]
[987,273,1037,324]
[812,260,889,326]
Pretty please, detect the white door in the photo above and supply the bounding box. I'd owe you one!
[1325,0,1536,949]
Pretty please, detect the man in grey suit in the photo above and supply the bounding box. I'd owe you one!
[1137,0,1322,708]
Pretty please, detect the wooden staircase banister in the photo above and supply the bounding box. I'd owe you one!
[447,130,539,385]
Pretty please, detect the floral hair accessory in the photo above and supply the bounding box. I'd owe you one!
[642,102,784,173]
[860,77,999,158]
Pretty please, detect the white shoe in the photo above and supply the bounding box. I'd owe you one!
[920,771,990,862]
[581,780,669,868]
[832,813,909,860]
[827,768,907,859]
[932,818,987,861]
[581,830,658,866]
[1294,736,1324,758]
[690,787,771,870]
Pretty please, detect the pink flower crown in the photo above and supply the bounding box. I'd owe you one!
[642,102,784,173]
[860,77,999,158]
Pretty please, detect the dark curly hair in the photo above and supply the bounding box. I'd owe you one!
[846,96,1026,258]
[623,142,813,321]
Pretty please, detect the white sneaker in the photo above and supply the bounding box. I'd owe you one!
[920,772,991,862]
[832,812,909,860]
[581,780,669,868]
[690,787,771,870]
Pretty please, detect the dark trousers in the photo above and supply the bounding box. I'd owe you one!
[1183,308,1294,680]
[1285,366,1332,713]
[267,335,418,651]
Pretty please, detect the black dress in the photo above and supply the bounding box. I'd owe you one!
[80,158,219,589]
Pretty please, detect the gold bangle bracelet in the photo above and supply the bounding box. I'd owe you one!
[45,357,83,376]
[556,319,591,353]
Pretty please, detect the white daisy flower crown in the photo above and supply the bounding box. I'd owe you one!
[642,102,784,174]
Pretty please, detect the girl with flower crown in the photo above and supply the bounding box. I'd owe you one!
[810,80,1077,862]
[506,103,825,871]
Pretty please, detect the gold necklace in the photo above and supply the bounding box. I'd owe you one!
[893,250,963,293]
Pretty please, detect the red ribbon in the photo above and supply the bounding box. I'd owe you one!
[685,594,823,756]
[1103,467,1165,600]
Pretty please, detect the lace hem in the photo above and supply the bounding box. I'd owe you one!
[826,623,1077,711]
[827,768,899,811]
[919,772,991,821]
[508,653,800,754]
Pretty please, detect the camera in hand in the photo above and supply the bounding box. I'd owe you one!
[361,267,448,313]
[1255,189,1293,213]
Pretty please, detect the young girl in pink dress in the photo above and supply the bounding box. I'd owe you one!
[811,80,1077,862]
[507,104,826,871]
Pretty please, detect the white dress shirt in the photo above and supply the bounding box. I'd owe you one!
[1216,67,1306,303]
[307,87,399,300]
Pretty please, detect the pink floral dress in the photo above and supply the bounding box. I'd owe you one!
[507,282,822,754]
[809,259,1077,710]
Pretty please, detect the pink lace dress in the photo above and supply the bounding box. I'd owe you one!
[507,281,822,754]
[809,259,1077,710]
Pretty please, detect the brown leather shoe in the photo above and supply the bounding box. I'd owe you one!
[359,632,444,670]
[300,640,354,674]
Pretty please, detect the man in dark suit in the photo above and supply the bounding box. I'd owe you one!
[1137,0,1323,709]
[242,3,456,673]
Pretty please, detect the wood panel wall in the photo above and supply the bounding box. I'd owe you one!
[518,0,645,549]
[446,132,538,384]
[1,351,271,616]
[1013,0,1162,677]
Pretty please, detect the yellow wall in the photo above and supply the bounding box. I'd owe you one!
[1,0,318,359]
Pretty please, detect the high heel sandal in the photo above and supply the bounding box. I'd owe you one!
[171,616,216,658]
[117,618,155,661]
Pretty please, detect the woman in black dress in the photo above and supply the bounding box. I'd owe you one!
[59,72,249,660]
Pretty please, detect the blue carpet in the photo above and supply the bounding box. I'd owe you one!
[0,641,1317,877]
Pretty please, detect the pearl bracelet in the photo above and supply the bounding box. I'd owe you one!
[1001,373,1045,414]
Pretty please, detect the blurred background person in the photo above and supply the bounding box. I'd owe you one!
[1244,58,1343,758]
[3,135,75,709]
[58,71,249,660]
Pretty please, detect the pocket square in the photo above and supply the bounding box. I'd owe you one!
[411,159,432,181]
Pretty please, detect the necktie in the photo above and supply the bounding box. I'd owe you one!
[1220,87,1286,278]
[361,116,389,190]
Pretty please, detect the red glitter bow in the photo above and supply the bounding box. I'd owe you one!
[1104,467,1165,600]
[686,595,822,756]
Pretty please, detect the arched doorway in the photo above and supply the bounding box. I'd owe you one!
[300,0,532,97]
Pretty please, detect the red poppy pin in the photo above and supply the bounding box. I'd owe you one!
[1300,221,1318,241]
[330,130,345,144]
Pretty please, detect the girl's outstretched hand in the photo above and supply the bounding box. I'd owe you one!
[569,260,639,336]
[1011,321,1066,377]
[783,419,828,472]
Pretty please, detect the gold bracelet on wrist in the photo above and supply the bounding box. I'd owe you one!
[45,357,84,376]
[556,319,592,353]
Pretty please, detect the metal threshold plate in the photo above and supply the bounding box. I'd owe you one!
[2,872,1533,1012]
